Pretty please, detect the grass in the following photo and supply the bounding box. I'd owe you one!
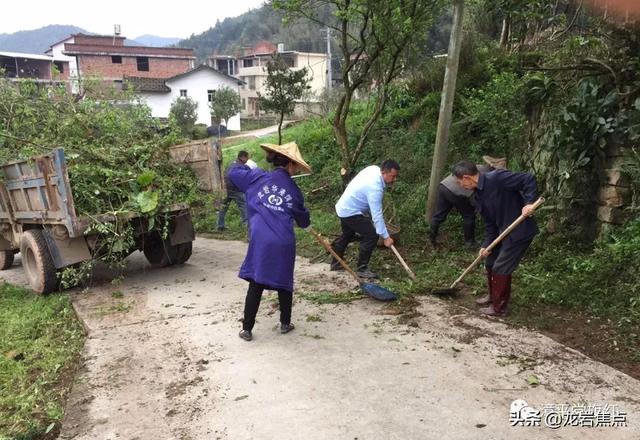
[0,282,85,440]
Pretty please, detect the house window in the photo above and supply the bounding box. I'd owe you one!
[240,76,246,90]
[136,56,149,71]
[180,89,187,97]
[243,59,253,68]
[248,76,256,91]
[53,61,64,73]
[112,55,122,64]
[241,98,246,109]
[207,89,215,102]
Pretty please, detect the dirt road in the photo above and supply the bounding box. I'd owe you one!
[2,237,639,439]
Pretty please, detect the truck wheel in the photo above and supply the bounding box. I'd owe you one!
[0,250,15,270]
[20,230,58,295]
[143,232,177,268]
[173,242,193,265]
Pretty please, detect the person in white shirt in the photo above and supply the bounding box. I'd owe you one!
[245,158,258,169]
[330,160,400,279]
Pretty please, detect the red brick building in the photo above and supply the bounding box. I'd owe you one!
[62,34,195,85]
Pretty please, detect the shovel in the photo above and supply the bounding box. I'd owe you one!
[433,197,544,295]
[390,245,416,281]
[308,227,398,301]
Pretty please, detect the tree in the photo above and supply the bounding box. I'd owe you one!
[209,87,242,136]
[258,55,310,145]
[169,96,198,137]
[273,0,444,184]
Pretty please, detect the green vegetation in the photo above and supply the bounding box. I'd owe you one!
[0,283,85,439]
[0,79,204,287]
[210,87,243,129]
[258,55,310,145]
[169,96,198,137]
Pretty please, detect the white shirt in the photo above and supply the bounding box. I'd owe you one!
[246,159,258,169]
[335,165,389,238]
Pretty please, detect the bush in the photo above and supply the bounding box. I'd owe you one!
[169,96,198,136]
[192,123,209,140]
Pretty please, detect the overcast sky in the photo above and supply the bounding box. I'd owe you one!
[3,0,266,39]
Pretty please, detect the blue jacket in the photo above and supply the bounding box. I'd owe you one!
[229,166,310,292]
[224,159,246,193]
[475,169,539,248]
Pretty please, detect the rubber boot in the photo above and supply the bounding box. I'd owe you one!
[480,273,511,316]
[475,267,492,305]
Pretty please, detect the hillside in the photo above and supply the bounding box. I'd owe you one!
[0,24,85,53]
[177,4,331,61]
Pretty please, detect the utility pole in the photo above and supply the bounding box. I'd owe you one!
[425,0,465,221]
[325,26,332,90]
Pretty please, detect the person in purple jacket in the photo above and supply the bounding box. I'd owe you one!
[453,160,538,317]
[228,141,312,341]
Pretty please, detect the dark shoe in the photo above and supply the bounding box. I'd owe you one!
[239,330,252,341]
[429,224,439,246]
[475,294,491,306]
[330,262,345,271]
[280,323,295,334]
[217,226,226,232]
[356,268,379,279]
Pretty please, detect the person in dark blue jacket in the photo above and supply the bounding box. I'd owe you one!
[229,142,311,341]
[453,161,539,316]
[217,150,250,231]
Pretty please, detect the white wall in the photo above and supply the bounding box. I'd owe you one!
[48,37,79,92]
[139,68,242,130]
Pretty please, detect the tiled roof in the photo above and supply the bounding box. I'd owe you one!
[166,64,245,85]
[124,76,170,93]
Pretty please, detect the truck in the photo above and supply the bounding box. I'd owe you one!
[0,148,195,294]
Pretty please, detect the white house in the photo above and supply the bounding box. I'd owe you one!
[126,65,245,130]
[208,43,329,118]
[45,35,79,92]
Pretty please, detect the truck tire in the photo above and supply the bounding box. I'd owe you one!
[173,242,193,265]
[20,230,58,295]
[143,232,177,268]
[0,250,14,270]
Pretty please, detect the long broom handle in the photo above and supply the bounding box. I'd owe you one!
[449,197,545,289]
[390,245,416,280]
[307,227,362,284]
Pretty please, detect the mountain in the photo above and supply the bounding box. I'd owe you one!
[177,5,331,61]
[0,25,86,54]
[131,35,181,47]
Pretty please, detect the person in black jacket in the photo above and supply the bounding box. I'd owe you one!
[430,156,506,249]
[453,161,538,316]
[217,150,250,231]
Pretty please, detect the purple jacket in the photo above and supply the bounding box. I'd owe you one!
[229,166,310,292]
[475,169,539,248]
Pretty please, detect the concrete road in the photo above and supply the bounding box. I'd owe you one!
[2,237,639,439]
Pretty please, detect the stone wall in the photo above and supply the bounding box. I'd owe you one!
[597,143,631,225]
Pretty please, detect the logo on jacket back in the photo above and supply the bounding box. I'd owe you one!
[258,184,294,212]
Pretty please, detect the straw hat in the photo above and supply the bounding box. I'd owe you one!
[482,155,507,170]
[260,141,312,174]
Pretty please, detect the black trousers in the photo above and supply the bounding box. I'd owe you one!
[430,184,476,242]
[242,280,293,331]
[485,238,533,275]
[330,215,378,271]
